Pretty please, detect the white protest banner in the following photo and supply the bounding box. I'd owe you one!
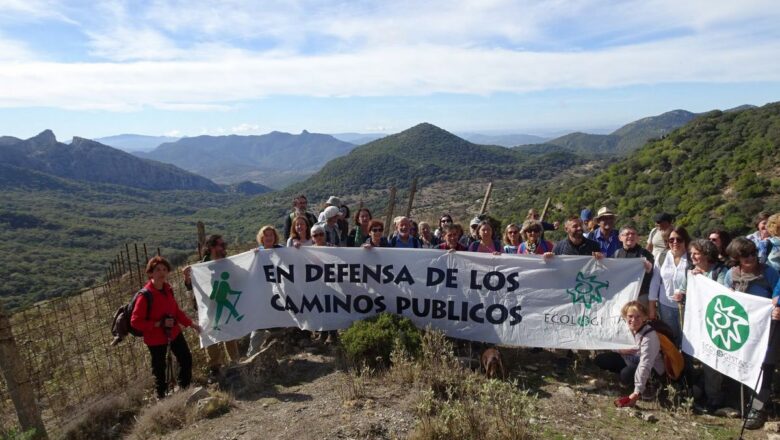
[682,274,773,390]
[191,247,645,349]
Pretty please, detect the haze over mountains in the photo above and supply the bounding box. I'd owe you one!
[134,130,356,188]
[93,134,180,152]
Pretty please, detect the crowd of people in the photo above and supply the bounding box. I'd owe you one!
[132,192,780,429]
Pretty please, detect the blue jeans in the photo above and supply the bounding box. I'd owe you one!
[658,303,683,347]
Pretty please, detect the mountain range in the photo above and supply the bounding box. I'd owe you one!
[0,130,222,192]
[134,130,357,188]
[519,109,699,156]
[92,134,180,152]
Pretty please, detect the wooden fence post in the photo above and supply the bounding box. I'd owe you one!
[0,303,48,439]
[134,243,143,288]
[479,182,493,215]
[383,186,397,238]
[539,197,552,223]
[405,177,418,218]
[125,244,134,285]
[196,221,206,260]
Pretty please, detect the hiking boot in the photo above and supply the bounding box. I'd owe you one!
[744,408,767,430]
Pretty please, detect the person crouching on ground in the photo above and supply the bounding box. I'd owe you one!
[597,301,664,407]
[132,256,201,399]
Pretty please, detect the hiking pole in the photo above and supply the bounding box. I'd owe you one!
[738,365,766,439]
[739,318,778,439]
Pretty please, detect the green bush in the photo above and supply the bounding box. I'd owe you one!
[340,313,422,368]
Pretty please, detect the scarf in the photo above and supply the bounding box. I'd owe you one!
[730,266,764,293]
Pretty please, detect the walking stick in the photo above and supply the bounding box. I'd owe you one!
[739,317,778,439]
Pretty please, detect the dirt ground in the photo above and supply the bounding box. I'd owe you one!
[161,344,777,440]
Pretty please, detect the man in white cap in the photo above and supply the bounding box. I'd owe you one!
[588,206,621,257]
[317,206,344,247]
[460,216,482,248]
[317,196,342,223]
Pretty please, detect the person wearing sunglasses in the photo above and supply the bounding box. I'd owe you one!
[502,224,521,253]
[720,237,780,429]
[311,224,329,247]
[648,226,691,346]
[363,220,390,248]
[518,220,554,255]
[434,214,454,240]
[707,228,731,263]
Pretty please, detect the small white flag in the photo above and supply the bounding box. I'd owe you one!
[682,274,773,390]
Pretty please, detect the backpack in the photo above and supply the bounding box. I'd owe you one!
[640,321,684,380]
[110,288,152,346]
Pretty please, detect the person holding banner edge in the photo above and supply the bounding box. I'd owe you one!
[133,256,201,399]
[183,234,241,384]
[720,237,780,429]
[682,239,729,414]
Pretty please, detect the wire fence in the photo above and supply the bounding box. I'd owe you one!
[0,242,206,437]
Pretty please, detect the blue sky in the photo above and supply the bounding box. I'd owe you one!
[0,0,779,140]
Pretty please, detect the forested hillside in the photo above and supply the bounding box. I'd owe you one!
[287,123,585,200]
[494,103,780,236]
[0,165,248,308]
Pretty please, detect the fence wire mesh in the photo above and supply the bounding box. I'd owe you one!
[0,243,208,436]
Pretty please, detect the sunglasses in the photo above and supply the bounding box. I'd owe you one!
[371,228,383,232]
[526,229,541,234]
[508,230,520,234]
[668,237,683,243]
[312,233,324,237]
[440,219,452,223]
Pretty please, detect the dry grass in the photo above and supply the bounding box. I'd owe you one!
[60,383,145,440]
[129,389,235,439]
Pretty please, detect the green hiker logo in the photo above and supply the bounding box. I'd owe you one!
[567,272,609,310]
[209,271,244,330]
[705,295,749,352]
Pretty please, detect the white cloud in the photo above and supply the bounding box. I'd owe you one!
[0,0,779,110]
[231,123,261,133]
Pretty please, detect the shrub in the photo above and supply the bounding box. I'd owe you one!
[61,385,145,440]
[340,313,422,368]
[129,389,234,439]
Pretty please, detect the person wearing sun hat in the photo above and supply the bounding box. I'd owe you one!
[460,215,483,248]
[589,206,621,257]
[580,208,594,234]
[317,195,342,223]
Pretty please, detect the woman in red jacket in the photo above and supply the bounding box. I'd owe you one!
[131,256,201,399]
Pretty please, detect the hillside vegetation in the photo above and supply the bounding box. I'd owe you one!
[525,109,698,156]
[0,165,248,308]
[286,123,585,201]
[494,103,780,236]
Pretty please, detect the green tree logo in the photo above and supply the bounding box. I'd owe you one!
[705,295,750,352]
[566,272,609,309]
[209,271,244,330]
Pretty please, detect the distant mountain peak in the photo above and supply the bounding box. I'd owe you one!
[30,129,57,145]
